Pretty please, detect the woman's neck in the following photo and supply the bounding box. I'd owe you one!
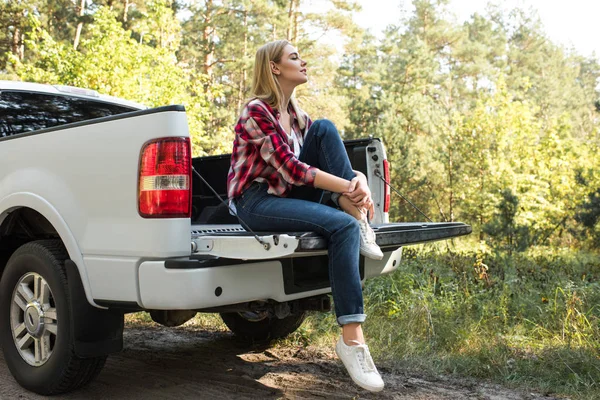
[279,82,295,113]
[282,96,290,112]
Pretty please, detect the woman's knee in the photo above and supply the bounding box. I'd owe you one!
[336,213,360,236]
[311,119,338,136]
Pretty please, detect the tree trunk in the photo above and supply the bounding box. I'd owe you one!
[287,0,297,42]
[237,10,248,112]
[123,0,130,22]
[448,146,454,222]
[73,0,86,50]
[291,0,298,44]
[18,32,24,60]
[10,23,24,60]
[11,27,20,57]
[479,167,485,240]
[203,0,214,78]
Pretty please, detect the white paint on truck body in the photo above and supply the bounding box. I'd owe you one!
[0,104,192,305]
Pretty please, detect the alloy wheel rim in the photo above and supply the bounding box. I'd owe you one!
[10,272,58,366]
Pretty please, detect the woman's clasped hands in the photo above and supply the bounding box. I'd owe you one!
[344,174,375,220]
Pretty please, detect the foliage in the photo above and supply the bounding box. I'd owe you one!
[0,0,599,242]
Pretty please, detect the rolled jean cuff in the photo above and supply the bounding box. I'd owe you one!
[337,313,367,326]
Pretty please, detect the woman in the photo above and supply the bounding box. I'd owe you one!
[227,40,384,392]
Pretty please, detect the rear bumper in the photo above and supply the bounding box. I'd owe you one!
[136,248,402,310]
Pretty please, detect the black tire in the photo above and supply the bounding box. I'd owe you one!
[0,240,107,395]
[220,310,307,342]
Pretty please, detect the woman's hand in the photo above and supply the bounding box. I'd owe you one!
[344,175,375,219]
[313,169,375,219]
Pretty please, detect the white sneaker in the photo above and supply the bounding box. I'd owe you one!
[358,217,383,260]
[335,336,384,392]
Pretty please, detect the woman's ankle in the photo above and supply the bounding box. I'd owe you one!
[338,196,363,220]
[342,323,365,345]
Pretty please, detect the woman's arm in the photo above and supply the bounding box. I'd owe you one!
[345,170,375,219]
[313,169,353,193]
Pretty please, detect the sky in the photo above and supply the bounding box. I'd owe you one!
[349,0,600,58]
[177,0,598,59]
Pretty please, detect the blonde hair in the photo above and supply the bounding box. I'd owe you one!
[249,40,306,130]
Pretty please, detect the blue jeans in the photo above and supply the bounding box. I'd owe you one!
[233,120,365,326]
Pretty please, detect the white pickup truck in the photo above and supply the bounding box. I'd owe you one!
[0,81,471,395]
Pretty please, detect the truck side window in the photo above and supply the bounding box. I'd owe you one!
[0,91,136,137]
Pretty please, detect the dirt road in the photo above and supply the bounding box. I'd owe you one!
[0,324,564,399]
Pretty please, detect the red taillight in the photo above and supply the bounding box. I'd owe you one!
[138,137,192,218]
[383,159,390,213]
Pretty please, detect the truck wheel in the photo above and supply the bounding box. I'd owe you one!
[0,240,106,395]
[220,310,307,342]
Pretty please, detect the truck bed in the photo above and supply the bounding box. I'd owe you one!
[190,138,393,225]
[190,138,471,254]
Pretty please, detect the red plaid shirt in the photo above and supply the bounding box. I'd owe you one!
[227,99,317,200]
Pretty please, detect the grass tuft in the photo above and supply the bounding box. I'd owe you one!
[352,245,600,399]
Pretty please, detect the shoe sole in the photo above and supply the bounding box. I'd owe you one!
[360,249,384,260]
[347,374,384,392]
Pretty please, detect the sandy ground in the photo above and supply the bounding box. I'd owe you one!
[0,324,566,399]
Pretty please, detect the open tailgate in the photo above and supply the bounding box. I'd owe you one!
[296,222,471,251]
[191,222,471,259]
[372,222,471,249]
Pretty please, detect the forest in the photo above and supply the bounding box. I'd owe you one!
[1,0,600,398]
[1,0,599,249]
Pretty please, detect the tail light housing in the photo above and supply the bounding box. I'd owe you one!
[383,159,390,213]
[138,137,192,218]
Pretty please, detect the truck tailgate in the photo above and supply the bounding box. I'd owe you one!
[190,222,471,259]
[373,222,471,248]
[296,222,471,251]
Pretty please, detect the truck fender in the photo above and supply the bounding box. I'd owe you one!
[0,192,98,307]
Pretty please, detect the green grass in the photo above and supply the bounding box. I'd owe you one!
[290,244,600,399]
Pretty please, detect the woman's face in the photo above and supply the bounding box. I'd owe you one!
[272,44,308,87]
